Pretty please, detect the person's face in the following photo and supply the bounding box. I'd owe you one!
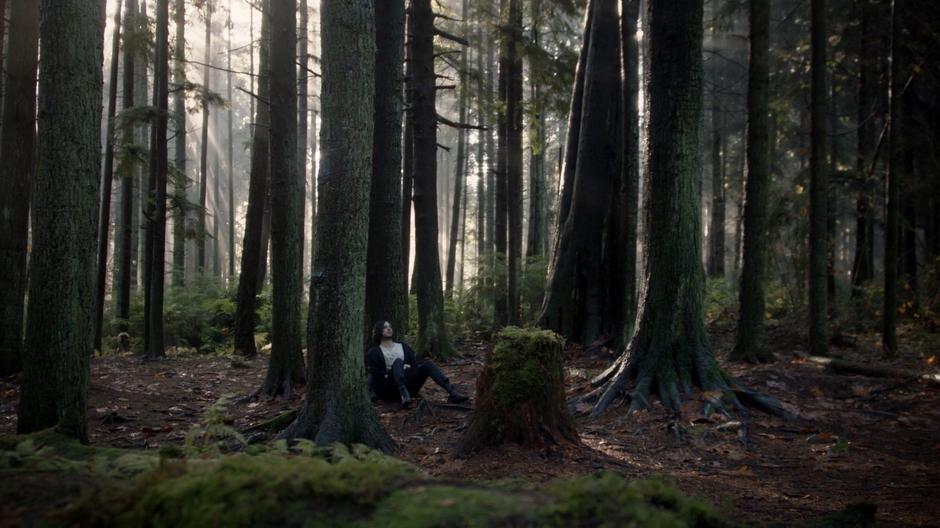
[382,322,394,338]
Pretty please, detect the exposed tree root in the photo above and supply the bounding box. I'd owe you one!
[590,345,798,423]
[277,399,396,454]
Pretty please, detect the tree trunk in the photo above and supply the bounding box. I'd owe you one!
[145,0,170,359]
[172,0,187,286]
[401,7,415,323]
[366,0,407,334]
[525,1,544,260]
[134,1,149,297]
[457,328,577,456]
[261,0,306,397]
[0,0,40,376]
[446,0,469,297]
[17,0,104,440]
[114,0,138,334]
[494,0,509,327]
[297,0,308,281]
[538,0,620,346]
[485,29,496,286]
[606,0,640,351]
[197,1,212,274]
[282,0,393,453]
[851,0,877,294]
[234,0,271,358]
[476,11,487,280]
[227,0,235,283]
[94,0,123,353]
[707,12,725,280]
[809,0,829,357]
[412,0,454,358]
[731,0,772,363]
[506,0,524,325]
[592,0,723,415]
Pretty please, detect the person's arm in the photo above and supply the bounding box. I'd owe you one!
[402,342,418,368]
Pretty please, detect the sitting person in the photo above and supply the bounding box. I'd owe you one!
[366,320,468,408]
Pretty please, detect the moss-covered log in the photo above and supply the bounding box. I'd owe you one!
[0,431,736,528]
[457,327,578,456]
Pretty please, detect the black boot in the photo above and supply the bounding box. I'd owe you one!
[399,385,413,408]
[445,383,468,403]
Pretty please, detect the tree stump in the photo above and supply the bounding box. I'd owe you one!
[457,327,578,456]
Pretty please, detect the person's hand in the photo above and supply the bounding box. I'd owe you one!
[404,364,411,370]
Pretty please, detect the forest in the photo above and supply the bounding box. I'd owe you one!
[0,0,938,525]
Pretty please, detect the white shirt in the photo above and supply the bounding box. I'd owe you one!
[380,342,404,371]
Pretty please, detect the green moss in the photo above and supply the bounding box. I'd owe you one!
[489,327,565,410]
[1,432,740,528]
[542,473,728,528]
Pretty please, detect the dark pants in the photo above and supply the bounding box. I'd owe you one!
[373,359,450,401]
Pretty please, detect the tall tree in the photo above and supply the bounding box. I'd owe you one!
[883,0,904,357]
[608,0,641,350]
[731,0,772,363]
[196,0,213,274]
[0,0,40,376]
[281,0,394,453]
[851,0,878,294]
[94,0,124,353]
[494,0,510,326]
[809,0,829,357]
[233,0,271,358]
[401,5,415,325]
[145,0,171,359]
[446,0,470,297]
[114,0,138,334]
[261,0,305,397]
[227,0,235,281]
[17,0,105,440]
[525,0,545,260]
[475,9,487,278]
[592,0,721,414]
[538,0,621,347]
[412,0,454,358]
[706,7,725,279]
[505,0,524,324]
[172,0,187,286]
[366,0,407,333]
[297,0,309,281]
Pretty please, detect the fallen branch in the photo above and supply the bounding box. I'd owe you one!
[801,355,940,385]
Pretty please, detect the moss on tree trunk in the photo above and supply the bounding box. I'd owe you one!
[457,327,578,456]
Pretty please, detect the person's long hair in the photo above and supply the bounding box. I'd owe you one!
[371,320,390,346]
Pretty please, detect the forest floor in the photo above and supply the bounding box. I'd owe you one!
[1,321,938,527]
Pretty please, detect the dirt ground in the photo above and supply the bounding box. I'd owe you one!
[1,322,938,527]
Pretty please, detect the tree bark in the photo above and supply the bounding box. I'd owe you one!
[282,0,394,453]
[366,0,407,334]
[525,0,545,260]
[707,9,725,280]
[731,0,772,363]
[261,0,306,397]
[592,0,723,415]
[18,0,104,440]
[412,0,454,358]
[809,0,829,357]
[145,0,170,359]
[234,0,271,358]
[172,0,186,286]
[0,0,40,376]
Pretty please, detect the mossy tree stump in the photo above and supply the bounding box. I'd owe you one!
[457,327,578,456]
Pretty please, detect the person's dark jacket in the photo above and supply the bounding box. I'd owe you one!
[365,342,418,393]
